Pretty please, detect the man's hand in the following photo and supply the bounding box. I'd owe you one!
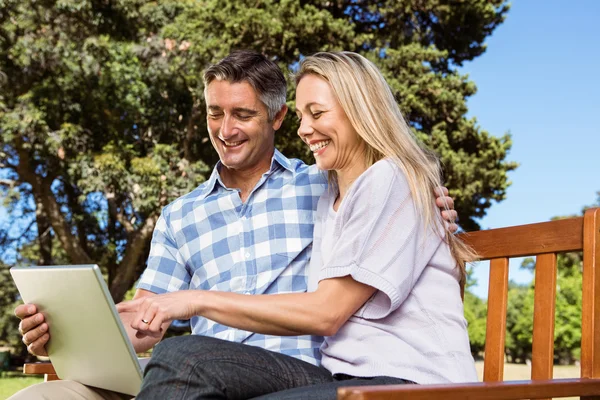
[116,291,199,338]
[14,304,49,357]
[435,186,458,233]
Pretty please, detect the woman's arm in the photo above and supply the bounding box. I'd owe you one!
[117,276,376,338]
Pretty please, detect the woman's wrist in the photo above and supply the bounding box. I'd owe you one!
[191,289,209,318]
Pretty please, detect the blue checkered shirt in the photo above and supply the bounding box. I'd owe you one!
[138,149,327,365]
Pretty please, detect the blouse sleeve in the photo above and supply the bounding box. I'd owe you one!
[318,160,445,319]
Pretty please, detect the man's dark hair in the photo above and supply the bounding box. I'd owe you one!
[203,50,287,120]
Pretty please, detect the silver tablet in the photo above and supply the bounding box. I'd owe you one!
[10,265,145,396]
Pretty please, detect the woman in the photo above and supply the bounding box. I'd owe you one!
[128,51,477,399]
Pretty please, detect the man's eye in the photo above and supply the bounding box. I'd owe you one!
[237,115,252,121]
[208,113,223,119]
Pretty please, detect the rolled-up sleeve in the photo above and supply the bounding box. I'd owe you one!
[137,208,190,294]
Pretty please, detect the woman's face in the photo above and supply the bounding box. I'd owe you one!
[295,74,365,172]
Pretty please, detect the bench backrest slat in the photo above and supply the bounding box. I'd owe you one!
[531,252,557,387]
[482,257,509,382]
[581,208,600,379]
[457,208,600,384]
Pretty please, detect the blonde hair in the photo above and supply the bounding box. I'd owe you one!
[296,51,476,288]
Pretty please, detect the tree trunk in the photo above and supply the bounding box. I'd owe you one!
[108,214,158,302]
[15,138,92,265]
[33,192,52,266]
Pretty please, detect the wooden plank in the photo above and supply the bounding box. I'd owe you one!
[337,378,600,400]
[531,252,557,387]
[582,208,600,382]
[459,217,583,260]
[23,362,56,375]
[483,257,509,382]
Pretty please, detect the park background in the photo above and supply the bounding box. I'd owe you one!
[0,0,598,397]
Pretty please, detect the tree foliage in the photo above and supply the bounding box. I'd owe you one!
[505,253,583,364]
[1,0,516,303]
[464,290,487,358]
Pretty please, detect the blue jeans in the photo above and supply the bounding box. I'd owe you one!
[137,336,412,400]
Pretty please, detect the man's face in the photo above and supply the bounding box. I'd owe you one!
[205,80,285,174]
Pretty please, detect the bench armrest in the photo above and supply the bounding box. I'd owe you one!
[337,378,600,399]
[23,362,59,381]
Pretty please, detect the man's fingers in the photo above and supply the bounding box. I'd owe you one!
[435,186,449,197]
[18,313,44,336]
[442,209,458,222]
[22,323,49,346]
[27,334,49,357]
[447,222,459,234]
[14,304,36,319]
[436,195,454,210]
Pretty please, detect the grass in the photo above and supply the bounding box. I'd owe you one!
[475,361,580,400]
[475,361,580,380]
[0,363,582,399]
[0,371,43,399]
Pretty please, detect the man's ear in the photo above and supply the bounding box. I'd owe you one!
[271,105,288,131]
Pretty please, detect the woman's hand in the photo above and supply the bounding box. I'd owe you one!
[116,291,201,338]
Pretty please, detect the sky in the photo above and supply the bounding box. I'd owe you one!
[461,0,600,298]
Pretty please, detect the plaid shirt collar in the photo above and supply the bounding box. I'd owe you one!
[199,148,294,200]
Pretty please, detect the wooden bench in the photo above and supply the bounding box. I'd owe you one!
[25,208,600,399]
[23,362,58,382]
[338,207,600,399]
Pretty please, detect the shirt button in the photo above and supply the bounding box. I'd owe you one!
[245,252,251,259]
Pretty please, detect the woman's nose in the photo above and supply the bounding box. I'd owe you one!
[297,118,313,138]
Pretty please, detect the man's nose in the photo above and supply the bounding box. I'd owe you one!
[220,115,237,138]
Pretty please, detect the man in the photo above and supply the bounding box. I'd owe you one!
[12,50,458,399]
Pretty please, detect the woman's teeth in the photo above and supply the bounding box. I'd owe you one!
[309,140,330,152]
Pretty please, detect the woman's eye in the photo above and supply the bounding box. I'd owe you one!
[312,111,323,119]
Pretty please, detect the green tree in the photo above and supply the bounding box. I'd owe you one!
[512,254,583,364]
[0,264,19,347]
[1,0,516,303]
[464,290,487,358]
[554,254,582,364]
[463,265,486,357]
[505,280,533,363]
